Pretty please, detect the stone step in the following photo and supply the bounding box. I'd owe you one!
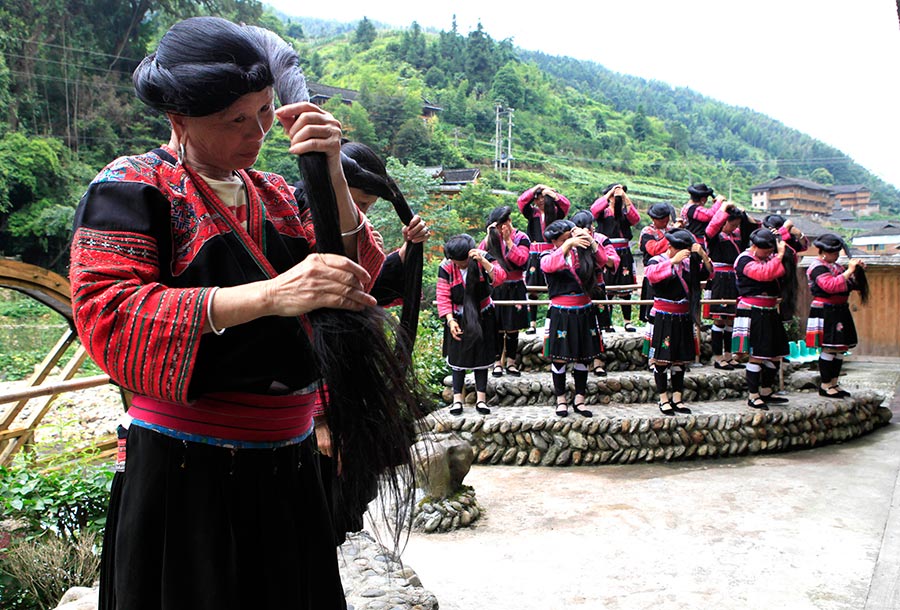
[422,391,890,467]
[441,366,805,407]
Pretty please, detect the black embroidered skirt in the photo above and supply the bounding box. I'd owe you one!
[642,310,697,364]
[544,303,603,362]
[732,305,790,359]
[704,270,738,319]
[805,302,857,351]
[604,246,636,287]
[591,284,612,328]
[99,425,346,610]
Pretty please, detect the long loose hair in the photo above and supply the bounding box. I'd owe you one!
[444,234,484,346]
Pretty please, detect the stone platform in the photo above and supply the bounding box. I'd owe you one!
[432,333,892,466]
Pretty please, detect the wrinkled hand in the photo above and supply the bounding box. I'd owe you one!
[265,253,375,316]
[314,422,341,475]
[403,215,429,244]
[276,102,343,163]
[469,248,487,263]
[500,223,512,241]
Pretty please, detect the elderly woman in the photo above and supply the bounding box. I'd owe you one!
[70,17,393,610]
[642,229,713,415]
[591,183,640,331]
[733,228,791,410]
[540,219,609,418]
[806,233,866,398]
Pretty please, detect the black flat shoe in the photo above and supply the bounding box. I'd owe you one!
[525,327,537,335]
[658,401,675,416]
[819,387,850,398]
[727,359,746,369]
[671,400,692,414]
[760,393,789,404]
[449,401,463,416]
[572,402,593,418]
[747,397,769,411]
[714,360,734,370]
[475,400,491,415]
[505,365,522,377]
[492,365,504,377]
[592,365,607,377]
[624,322,638,332]
[555,402,569,417]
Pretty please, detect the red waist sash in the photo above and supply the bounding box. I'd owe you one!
[738,295,778,309]
[713,264,734,272]
[812,294,849,306]
[551,294,592,307]
[652,299,690,314]
[530,242,554,253]
[130,390,317,443]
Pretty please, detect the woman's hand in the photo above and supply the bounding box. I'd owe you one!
[403,214,430,244]
[265,253,375,316]
[671,249,691,264]
[448,318,464,341]
[371,228,385,252]
[314,421,341,474]
[276,102,343,161]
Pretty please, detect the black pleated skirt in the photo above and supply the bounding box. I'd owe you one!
[732,306,790,359]
[604,246,636,287]
[639,276,655,322]
[705,270,738,318]
[544,303,603,362]
[443,305,498,369]
[99,425,346,610]
[525,252,546,287]
[642,310,697,364]
[806,302,857,350]
[591,284,612,328]
[493,280,530,330]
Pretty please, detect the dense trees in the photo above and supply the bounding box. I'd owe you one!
[0,7,896,273]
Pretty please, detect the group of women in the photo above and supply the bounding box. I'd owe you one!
[67,16,869,608]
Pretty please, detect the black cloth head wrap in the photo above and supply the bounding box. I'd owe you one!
[763,214,786,229]
[487,205,512,227]
[664,229,695,250]
[571,210,595,230]
[544,219,575,242]
[750,228,777,249]
[814,233,845,253]
[602,183,627,196]
[687,183,715,199]
[648,203,671,219]
[445,234,476,260]
[133,16,274,117]
[235,22,424,549]
[726,206,744,221]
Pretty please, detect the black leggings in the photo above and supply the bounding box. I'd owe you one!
[451,368,488,394]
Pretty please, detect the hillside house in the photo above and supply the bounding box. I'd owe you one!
[750,176,833,216]
[831,184,879,216]
[850,224,900,254]
[426,166,481,195]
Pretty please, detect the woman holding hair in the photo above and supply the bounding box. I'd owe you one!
[481,205,531,377]
[643,229,714,415]
[704,202,756,369]
[437,234,507,415]
[638,203,677,323]
[732,228,792,410]
[591,183,641,331]
[806,233,868,398]
[70,17,405,609]
[681,183,725,249]
[571,209,620,376]
[540,219,609,417]
[517,184,571,334]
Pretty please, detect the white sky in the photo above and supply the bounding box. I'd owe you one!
[267,0,900,192]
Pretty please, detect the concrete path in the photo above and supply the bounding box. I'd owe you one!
[399,358,900,610]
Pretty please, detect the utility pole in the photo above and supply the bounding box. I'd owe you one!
[494,103,514,182]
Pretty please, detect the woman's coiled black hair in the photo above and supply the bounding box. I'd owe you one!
[340,141,424,347]
[244,24,425,550]
[444,234,484,346]
[545,218,595,296]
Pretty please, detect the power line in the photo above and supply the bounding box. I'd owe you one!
[3,52,134,77]
[2,35,143,63]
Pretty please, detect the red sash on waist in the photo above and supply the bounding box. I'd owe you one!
[551,294,592,307]
[738,295,778,309]
[812,295,849,306]
[652,299,690,314]
[713,264,734,272]
[505,271,525,282]
[130,390,317,443]
[530,242,554,253]
[609,238,630,247]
